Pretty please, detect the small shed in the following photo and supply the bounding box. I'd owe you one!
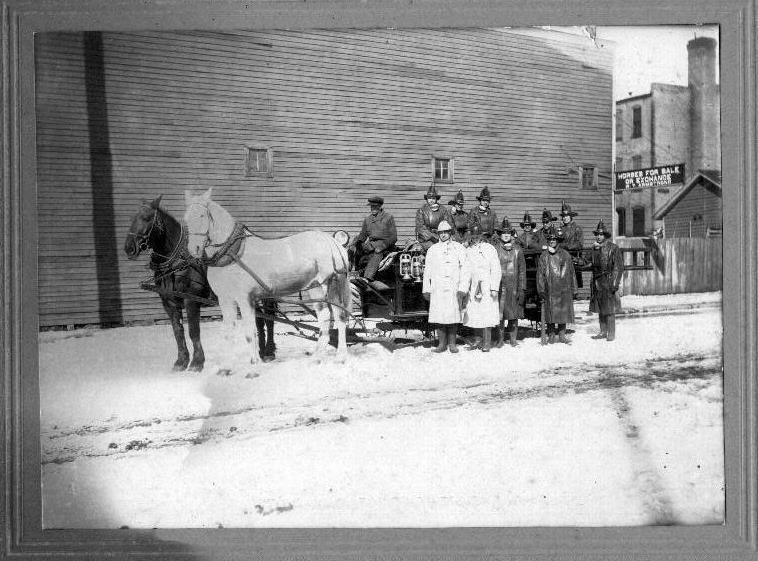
[653,170,722,238]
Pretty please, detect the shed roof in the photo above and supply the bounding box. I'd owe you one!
[653,169,722,220]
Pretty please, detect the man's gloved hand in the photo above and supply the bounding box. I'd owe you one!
[490,289,499,298]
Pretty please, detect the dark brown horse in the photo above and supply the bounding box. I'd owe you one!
[124,196,278,371]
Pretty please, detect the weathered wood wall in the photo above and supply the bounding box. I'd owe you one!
[618,237,722,295]
[662,182,722,238]
[35,28,613,327]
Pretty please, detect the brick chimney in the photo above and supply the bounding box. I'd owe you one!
[687,37,720,174]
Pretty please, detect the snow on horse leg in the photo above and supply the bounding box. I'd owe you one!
[215,297,239,376]
[237,297,260,365]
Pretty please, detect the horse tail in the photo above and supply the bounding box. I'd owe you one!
[327,235,351,321]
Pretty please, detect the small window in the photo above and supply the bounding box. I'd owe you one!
[616,208,626,236]
[632,155,642,169]
[632,106,642,139]
[615,157,623,171]
[615,109,623,141]
[245,146,272,176]
[432,156,454,183]
[581,165,597,190]
[632,206,645,236]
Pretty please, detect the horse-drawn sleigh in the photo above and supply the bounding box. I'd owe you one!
[126,190,635,374]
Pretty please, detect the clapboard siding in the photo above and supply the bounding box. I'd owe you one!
[662,183,722,237]
[35,28,613,327]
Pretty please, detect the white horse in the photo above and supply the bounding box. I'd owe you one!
[183,188,350,373]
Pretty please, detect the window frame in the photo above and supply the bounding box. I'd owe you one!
[580,164,598,190]
[245,144,274,177]
[615,108,623,141]
[616,207,627,237]
[632,105,642,139]
[431,155,454,184]
[632,205,646,236]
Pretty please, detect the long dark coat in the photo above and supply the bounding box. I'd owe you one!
[589,241,625,316]
[468,207,499,241]
[495,243,526,320]
[536,248,577,324]
[516,231,543,251]
[450,209,470,245]
[559,221,584,252]
[416,204,452,251]
[354,210,398,253]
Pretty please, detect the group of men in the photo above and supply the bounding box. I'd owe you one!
[348,184,624,351]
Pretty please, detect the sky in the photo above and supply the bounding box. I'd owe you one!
[593,25,720,100]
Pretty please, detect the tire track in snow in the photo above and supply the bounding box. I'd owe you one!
[608,388,676,525]
[41,352,721,465]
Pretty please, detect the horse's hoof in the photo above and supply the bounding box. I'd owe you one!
[216,368,232,377]
[173,363,189,372]
[187,363,204,372]
[261,355,275,363]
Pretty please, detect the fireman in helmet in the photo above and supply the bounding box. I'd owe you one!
[536,207,558,248]
[448,189,470,245]
[422,220,470,353]
[463,223,502,352]
[467,186,499,244]
[589,219,625,342]
[416,184,452,252]
[558,200,585,290]
[516,211,542,250]
[536,225,577,344]
[494,217,526,347]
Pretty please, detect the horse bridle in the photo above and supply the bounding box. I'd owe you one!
[126,205,163,255]
[186,202,218,253]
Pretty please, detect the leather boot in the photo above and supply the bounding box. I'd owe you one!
[558,323,569,344]
[508,319,518,347]
[447,324,459,353]
[494,322,505,348]
[548,324,557,344]
[592,315,608,339]
[433,326,448,353]
[482,327,492,352]
[606,314,616,342]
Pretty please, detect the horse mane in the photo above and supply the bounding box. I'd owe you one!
[205,198,236,244]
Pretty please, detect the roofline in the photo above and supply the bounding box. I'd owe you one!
[653,171,722,220]
[616,92,652,104]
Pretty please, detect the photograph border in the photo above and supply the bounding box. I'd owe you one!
[2,0,756,559]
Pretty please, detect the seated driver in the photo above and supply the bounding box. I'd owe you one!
[349,195,397,282]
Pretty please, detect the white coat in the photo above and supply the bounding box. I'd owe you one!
[422,239,470,324]
[463,241,502,328]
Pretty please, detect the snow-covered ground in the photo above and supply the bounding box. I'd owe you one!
[39,293,724,529]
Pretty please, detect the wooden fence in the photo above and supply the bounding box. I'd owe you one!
[618,237,722,295]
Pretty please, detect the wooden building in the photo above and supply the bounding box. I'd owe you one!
[653,170,722,238]
[34,28,614,327]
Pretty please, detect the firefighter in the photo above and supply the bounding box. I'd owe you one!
[536,207,557,247]
[416,184,452,251]
[516,212,541,250]
[422,220,470,353]
[589,219,625,342]
[349,195,398,282]
[536,225,577,344]
[448,189,470,245]
[463,224,501,352]
[494,217,526,347]
[558,200,585,290]
[467,186,499,244]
